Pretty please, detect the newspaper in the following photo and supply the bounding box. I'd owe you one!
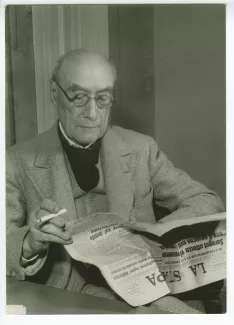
[64,212,226,306]
[142,219,226,294]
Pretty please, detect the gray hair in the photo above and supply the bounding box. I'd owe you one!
[51,48,117,83]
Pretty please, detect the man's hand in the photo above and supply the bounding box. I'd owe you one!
[22,199,73,259]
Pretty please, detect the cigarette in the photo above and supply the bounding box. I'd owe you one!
[37,208,67,225]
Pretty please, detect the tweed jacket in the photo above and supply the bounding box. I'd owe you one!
[6,124,224,288]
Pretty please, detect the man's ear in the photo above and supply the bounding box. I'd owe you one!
[50,80,58,107]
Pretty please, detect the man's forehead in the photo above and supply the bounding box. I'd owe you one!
[58,53,114,83]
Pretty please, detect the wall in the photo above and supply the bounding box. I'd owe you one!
[154,5,226,204]
[108,6,155,137]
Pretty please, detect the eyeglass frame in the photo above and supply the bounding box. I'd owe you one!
[53,78,115,109]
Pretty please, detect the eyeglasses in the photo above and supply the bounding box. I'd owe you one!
[53,79,115,109]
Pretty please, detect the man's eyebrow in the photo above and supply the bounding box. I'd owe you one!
[97,87,114,93]
[66,84,87,92]
[66,84,113,93]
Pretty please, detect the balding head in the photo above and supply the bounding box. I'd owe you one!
[51,49,117,84]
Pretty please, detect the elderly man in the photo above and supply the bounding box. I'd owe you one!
[6,49,224,313]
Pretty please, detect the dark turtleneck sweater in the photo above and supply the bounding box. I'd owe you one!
[58,125,101,193]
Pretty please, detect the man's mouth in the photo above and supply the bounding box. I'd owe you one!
[78,125,99,129]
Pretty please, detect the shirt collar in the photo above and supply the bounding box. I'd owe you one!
[58,121,94,149]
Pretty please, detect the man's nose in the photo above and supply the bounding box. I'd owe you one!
[83,98,98,121]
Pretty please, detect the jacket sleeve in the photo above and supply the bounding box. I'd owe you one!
[147,137,224,222]
[6,151,47,280]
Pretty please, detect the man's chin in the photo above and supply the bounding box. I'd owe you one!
[73,130,101,145]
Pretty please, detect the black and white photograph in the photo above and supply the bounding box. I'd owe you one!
[4,3,227,316]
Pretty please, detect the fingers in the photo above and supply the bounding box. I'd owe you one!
[40,223,72,241]
[36,200,65,228]
[40,199,60,214]
[43,233,73,245]
[36,213,66,229]
[49,217,66,229]
[49,235,73,245]
[28,200,72,251]
[30,200,71,246]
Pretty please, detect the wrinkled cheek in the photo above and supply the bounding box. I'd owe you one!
[65,107,82,125]
[100,111,110,134]
[62,110,79,136]
[58,103,71,122]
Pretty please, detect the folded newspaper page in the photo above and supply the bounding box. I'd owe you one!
[64,212,226,306]
[124,212,226,237]
[65,213,170,306]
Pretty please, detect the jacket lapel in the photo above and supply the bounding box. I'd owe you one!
[26,125,77,222]
[101,127,137,222]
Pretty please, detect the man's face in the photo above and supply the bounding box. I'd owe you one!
[53,55,115,145]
